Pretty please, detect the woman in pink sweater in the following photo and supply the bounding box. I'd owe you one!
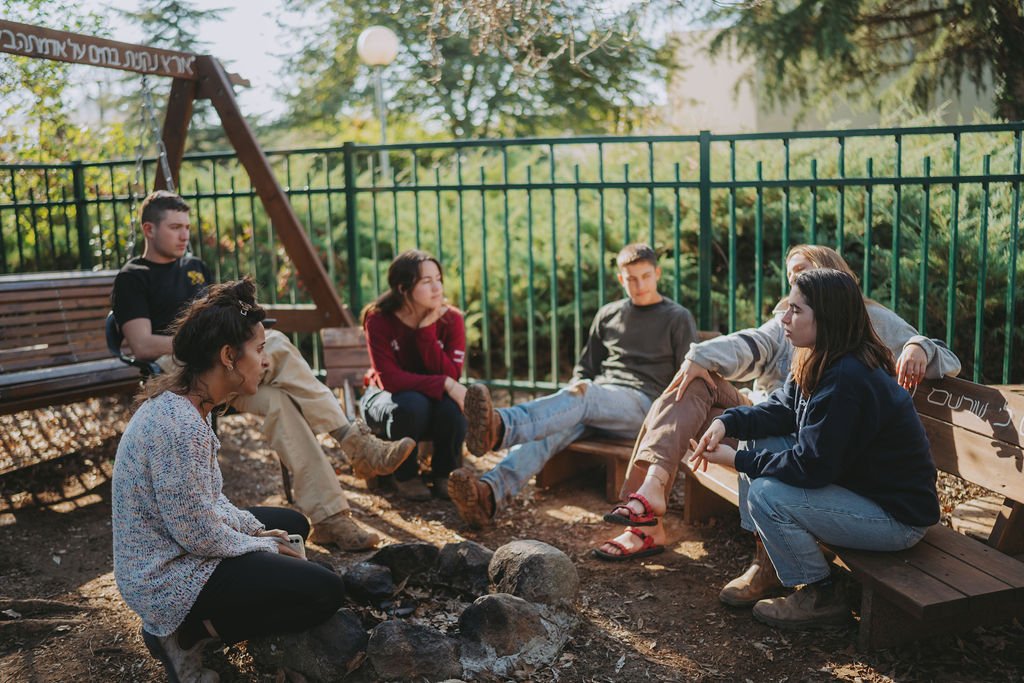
[361,250,468,501]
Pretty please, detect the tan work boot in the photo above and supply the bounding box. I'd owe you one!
[310,511,380,551]
[338,420,416,479]
[448,466,495,529]
[465,384,501,455]
[719,536,784,607]
[752,580,851,630]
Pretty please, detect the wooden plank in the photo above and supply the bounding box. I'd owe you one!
[0,20,248,85]
[561,438,634,458]
[535,448,606,491]
[0,377,142,415]
[322,326,366,348]
[0,307,111,328]
[914,377,1024,447]
[920,524,1024,589]
[0,270,118,288]
[855,585,990,651]
[920,414,1024,500]
[683,464,741,524]
[155,77,196,191]
[325,368,365,387]
[830,546,967,620]
[0,318,108,342]
[990,501,1024,555]
[322,347,371,370]
[261,305,331,333]
[197,55,346,328]
[0,287,112,305]
[898,539,1017,605]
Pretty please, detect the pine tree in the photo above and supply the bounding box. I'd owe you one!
[705,0,1024,121]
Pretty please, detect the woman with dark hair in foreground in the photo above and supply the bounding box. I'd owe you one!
[112,279,345,683]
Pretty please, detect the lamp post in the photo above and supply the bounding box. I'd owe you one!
[357,26,399,182]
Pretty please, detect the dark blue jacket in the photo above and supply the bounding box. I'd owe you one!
[721,353,940,527]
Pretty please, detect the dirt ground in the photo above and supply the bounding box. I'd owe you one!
[2,403,1023,683]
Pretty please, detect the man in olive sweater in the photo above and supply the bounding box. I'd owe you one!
[449,243,698,527]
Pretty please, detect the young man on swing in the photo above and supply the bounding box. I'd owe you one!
[111,190,415,550]
[448,243,698,531]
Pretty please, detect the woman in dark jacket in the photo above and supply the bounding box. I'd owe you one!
[691,268,939,630]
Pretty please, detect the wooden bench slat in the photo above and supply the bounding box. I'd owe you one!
[914,377,1024,448]
[920,414,1024,501]
[0,269,117,288]
[0,285,113,305]
[0,318,109,342]
[831,545,968,620]
[0,307,112,328]
[920,522,1024,589]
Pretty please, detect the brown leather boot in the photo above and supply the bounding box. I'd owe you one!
[464,384,501,455]
[310,511,380,551]
[448,466,495,528]
[719,536,784,607]
[339,420,416,479]
[752,580,851,629]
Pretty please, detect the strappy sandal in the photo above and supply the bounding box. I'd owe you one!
[603,492,659,527]
[592,527,665,562]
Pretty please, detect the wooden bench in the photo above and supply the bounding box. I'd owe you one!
[0,271,144,416]
[683,376,1024,650]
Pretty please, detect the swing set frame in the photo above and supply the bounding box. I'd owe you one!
[0,19,353,331]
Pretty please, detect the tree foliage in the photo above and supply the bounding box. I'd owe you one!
[117,0,228,146]
[0,0,108,162]
[276,0,679,139]
[703,0,1024,122]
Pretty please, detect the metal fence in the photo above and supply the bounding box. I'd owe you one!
[1,123,1021,386]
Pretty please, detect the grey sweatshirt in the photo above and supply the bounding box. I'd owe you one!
[685,300,961,393]
[573,296,698,400]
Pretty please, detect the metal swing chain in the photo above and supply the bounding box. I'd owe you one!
[127,75,177,257]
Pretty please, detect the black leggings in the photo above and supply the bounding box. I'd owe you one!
[182,507,345,645]
[360,387,467,481]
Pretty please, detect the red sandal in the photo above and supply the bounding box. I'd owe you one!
[592,527,665,562]
[603,492,659,527]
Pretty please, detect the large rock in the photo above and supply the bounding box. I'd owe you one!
[342,562,395,605]
[366,620,462,681]
[435,541,493,595]
[370,542,440,583]
[247,609,367,681]
[459,593,574,677]
[458,593,546,656]
[488,540,579,605]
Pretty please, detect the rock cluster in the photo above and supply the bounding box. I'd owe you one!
[249,539,578,681]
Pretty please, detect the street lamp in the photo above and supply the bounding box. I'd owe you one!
[357,26,399,181]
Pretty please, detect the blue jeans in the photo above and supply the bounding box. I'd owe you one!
[737,435,797,532]
[744,477,929,586]
[481,381,652,511]
[360,387,467,480]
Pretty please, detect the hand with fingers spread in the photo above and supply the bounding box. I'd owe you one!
[663,359,715,402]
[688,419,735,471]
[895,343,927,390]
